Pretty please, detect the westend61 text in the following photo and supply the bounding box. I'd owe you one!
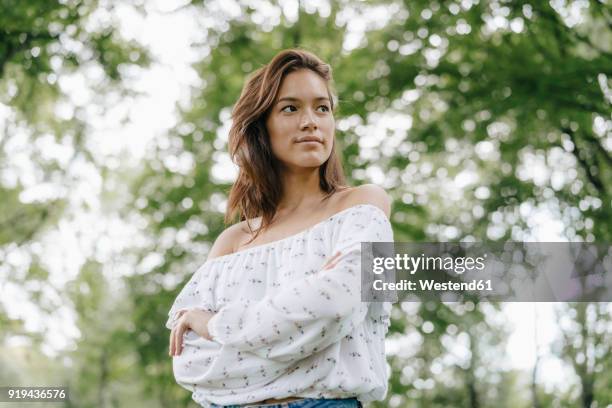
[373,279,493,291]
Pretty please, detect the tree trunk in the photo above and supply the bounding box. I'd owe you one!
[531,303,540,408]
[467,332,480,408]
[97,349,109,408]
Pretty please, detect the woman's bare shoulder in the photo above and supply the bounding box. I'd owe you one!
[334,184,391,217]
[207,219,258,260]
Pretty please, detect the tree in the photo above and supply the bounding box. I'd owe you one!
[1,1,151,405]
[553,303,612,408]
[0,0,150,256]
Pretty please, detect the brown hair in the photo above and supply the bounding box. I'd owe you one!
[225,48,347,238]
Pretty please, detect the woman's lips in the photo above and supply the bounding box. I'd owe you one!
[296,137,323,144]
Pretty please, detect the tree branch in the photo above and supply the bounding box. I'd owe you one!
[563,126,606,195]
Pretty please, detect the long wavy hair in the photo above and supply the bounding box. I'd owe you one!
[225,49,347,239]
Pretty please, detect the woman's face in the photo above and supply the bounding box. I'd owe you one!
[265,69,335,171]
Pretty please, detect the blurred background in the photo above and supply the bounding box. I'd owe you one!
[0,0,611,407]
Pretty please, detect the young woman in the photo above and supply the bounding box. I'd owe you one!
[166,49,393,408]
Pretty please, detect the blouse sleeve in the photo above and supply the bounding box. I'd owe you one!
[165,261,218,330]
[206,205,393,363]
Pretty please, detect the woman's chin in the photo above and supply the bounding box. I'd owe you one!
[290,153,329,168]
[296,161,326,170]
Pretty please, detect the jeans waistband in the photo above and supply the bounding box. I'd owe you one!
[240,398,307,407]
[211,397,361,408]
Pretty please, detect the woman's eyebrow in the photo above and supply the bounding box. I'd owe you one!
[276,96,330,104]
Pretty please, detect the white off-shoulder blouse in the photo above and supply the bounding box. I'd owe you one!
[166,204,394,407]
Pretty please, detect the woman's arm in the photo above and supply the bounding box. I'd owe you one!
[167,221,246,350]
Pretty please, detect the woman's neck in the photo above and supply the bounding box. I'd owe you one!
[276,169,325,214]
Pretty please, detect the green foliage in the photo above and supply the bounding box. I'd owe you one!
[0,0,151,121]
[0,0,151,251]
[0,186,66,245]
[1,0,610,407]
[127,1,611,406]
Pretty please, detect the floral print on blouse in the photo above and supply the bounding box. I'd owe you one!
[166,204,394,408]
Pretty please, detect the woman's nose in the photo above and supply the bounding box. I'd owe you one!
[299,109,318,130]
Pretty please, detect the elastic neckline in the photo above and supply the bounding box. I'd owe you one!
[204,203,387,264]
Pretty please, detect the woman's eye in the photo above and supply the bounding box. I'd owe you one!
[280,105,329,113]
[281,105,297,113]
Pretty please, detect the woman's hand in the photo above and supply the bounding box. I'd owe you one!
[169,308,216,356]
